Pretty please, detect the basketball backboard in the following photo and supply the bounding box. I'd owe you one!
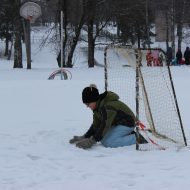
[20,2,42,23]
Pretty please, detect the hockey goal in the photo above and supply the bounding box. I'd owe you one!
[104,45,187,150]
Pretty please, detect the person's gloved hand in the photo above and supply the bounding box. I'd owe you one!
[69,135,85,144]
[76,136,96,149]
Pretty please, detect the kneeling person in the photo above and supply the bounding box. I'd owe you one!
[70,85,137,149]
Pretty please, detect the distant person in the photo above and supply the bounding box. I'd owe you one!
[184,47,190,65]
[158,51,164,66]
[166,47,172,65]
[146,50,153,66]
[69,84,147,149]
[152,50,159,66]
[176,49,182,65]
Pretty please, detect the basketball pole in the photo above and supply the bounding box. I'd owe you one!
[22,17,31,69]
[26,18,31,69]
[60,11,64,80]
[20,2,42,70]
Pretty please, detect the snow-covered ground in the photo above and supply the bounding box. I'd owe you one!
[0,28,190,190]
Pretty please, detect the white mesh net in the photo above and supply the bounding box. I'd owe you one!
[105,46,187,150]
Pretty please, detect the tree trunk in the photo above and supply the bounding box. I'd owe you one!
[137,25,141,48]
[67,14,85,67]
[14,27,23,68]
[13,1,23,69]
[4,25,10,56]
[88,18,94,67]
[86,0,96,67]
[4,37,9,57]
[177,23,182,50]
[171,0,175,59]
[61,0,68,67]
[145,0,150,48]
[25,20,31,69]
[165,12,169,51]
[177,0,186,50]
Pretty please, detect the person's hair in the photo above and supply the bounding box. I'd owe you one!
[82,84,99,103]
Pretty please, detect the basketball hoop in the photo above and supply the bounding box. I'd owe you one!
[20,2,41,23]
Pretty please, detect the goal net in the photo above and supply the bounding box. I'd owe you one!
[104,45,187,150]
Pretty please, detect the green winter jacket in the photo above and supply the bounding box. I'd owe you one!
[84,91,136,141]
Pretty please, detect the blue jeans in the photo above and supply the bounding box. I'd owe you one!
[101,125,136,148]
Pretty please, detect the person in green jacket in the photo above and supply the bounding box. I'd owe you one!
[69,84,138,149]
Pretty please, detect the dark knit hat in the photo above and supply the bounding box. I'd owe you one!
[82,85,99,103]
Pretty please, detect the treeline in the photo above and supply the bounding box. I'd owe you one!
[0,0,190,68]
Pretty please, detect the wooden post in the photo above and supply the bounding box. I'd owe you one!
[26,19,31,69]
[60,11,64,79]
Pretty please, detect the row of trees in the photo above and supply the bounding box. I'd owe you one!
[0,0,190,68]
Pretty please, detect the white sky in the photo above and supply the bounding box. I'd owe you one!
[0,27,190,190]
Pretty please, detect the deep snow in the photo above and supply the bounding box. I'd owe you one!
[0,27,190,190]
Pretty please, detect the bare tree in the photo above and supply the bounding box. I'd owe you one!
[0,0,14,58]
[176,0,186,50]
[86,0,96,67]
[85,0,111,67]
[56,0,85,67]
[67,12,85,67]
[13,0,23,68]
